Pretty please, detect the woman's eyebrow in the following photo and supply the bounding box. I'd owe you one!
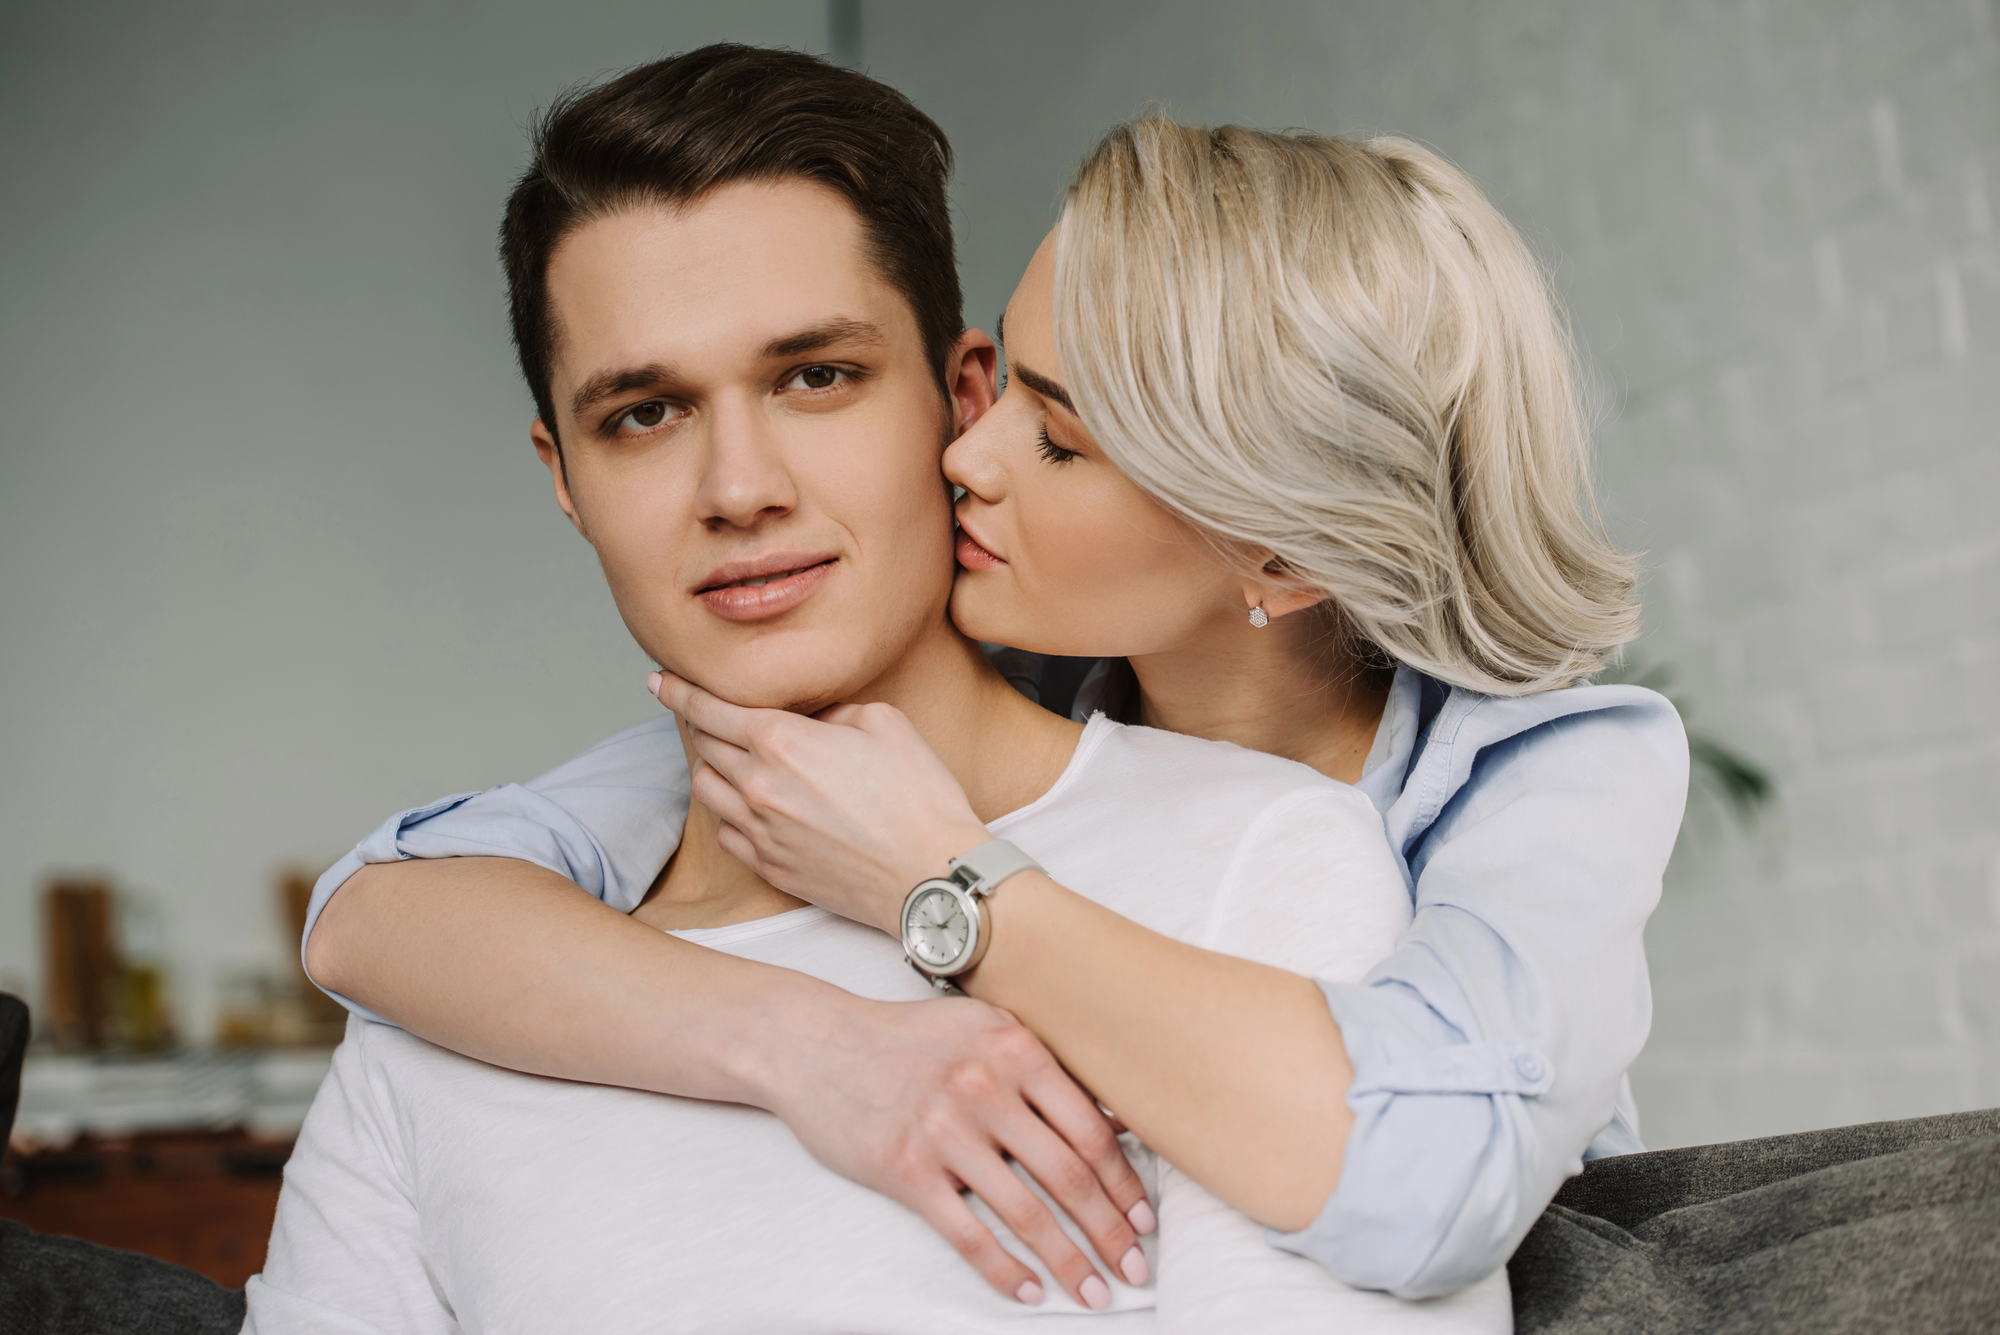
[1009,362,1075,414]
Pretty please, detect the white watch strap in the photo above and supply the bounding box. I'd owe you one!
[948,840,1044,897]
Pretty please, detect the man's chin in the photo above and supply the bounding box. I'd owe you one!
[646,600,943,715]
[664,659,862,716]
[776,688,845,716]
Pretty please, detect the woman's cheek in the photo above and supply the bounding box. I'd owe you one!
[1038,515,1138,628]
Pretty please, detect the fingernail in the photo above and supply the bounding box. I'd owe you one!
[1126,1200,1156,1235]
[646,671,663,697]
[1080,1275,1111,1310]
[1014,1280,1043,1305]
[1119,1245,1149,1286]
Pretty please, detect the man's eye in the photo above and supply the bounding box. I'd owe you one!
[617,400,675,432]
[787,365,846,391]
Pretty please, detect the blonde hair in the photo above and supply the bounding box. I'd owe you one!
[1053,121,1638,695]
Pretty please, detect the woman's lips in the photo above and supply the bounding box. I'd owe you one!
[696,559,836,621]
[955,530,1006,571]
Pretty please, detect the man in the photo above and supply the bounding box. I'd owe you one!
[249,42,1495,1333]
[297,43,1151,1312]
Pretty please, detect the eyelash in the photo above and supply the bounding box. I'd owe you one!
[612,400,680,435]
[604,364,856,435]
[786,364,857,393]
[1037,427,1080,465]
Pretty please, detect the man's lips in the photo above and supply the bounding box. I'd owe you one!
[695,554,838,622]
[955,528,1006,571]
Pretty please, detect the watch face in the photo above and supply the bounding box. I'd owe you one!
[905,885,971,970]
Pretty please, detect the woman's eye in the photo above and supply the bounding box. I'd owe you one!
[787,365,846,391]
[1036,427,1081,465]
[617,400,676,432]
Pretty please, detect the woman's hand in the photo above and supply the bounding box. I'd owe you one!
[651,671,992,935]
[766,991,1154,1309]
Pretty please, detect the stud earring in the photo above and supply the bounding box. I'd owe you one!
[1248,605,1270,628]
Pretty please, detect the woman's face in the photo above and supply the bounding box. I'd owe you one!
[946,233,1251,658]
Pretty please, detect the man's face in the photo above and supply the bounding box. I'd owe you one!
[533,181,977,711]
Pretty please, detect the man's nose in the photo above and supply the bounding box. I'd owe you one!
[695,398,798,529]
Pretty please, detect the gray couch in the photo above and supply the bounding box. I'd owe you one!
[0,994,246,1335]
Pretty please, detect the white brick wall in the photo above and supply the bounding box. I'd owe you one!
[872,0,2000,1147]
[1481,0,2000,1146]
[5,0,1985,1147]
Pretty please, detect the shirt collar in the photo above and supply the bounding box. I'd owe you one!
[1356,663,1426,813]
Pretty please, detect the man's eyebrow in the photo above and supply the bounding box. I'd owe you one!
[565,319,885,421]
[1010,362,1075,415]
[994,311,1005,348]
[571,363,680,421]
[762,318,886,360]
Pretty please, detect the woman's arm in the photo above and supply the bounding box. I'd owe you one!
[659,675,1688,1296]
[661,683,1380,1229]
[1290,685,1689,1296]
[311,856,823,1104]
[923,871,1355,1232]
[307,852,1150,1307]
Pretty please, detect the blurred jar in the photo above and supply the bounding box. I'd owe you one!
[215,969,275,1048]
[113,893,176,1050]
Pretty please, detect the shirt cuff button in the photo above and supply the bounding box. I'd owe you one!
[1513,1052,1547,1084]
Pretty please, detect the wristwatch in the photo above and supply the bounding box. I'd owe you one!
[901,840,1044,990]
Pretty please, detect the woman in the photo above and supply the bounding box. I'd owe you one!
[651,122,1687,1296]
[307,120,1683,1303]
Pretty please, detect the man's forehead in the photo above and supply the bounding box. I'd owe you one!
[544,183,912,399]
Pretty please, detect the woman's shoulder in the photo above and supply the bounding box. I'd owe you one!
[1427,677,1688,783]
[521,713,687,794]
[1384,670,1690,850]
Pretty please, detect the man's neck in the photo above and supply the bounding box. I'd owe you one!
[636,623,1082,932]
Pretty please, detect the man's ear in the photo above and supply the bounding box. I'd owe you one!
[530,418,589,538]
[945,329,1000,439]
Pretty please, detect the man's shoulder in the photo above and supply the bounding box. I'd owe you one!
[339,1014,622,1114]
[1079,715,1373,818]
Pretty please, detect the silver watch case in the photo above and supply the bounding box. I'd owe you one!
[901,876,990,985]
[901,840,1045,989]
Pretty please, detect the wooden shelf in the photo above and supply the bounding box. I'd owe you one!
[1,1130,291,1288]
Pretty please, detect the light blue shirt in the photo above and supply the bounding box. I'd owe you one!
[305,663,1686,1298]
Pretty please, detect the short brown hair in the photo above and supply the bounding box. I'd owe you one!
[500,44,962,440]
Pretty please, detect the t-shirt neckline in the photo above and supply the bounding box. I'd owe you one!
[986,713,1119,836]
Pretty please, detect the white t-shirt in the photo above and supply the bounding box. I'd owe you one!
[245,716,1512,1334]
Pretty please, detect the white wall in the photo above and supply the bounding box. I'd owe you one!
[866,0,2000,1147]
[0,0,827,1040]
[7,0,1996,1150]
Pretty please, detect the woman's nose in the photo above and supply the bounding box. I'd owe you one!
[942,409,1010,503]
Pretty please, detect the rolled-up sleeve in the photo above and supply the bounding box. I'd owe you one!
[1272,687,1688,1297]
[301,716,691,1019]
